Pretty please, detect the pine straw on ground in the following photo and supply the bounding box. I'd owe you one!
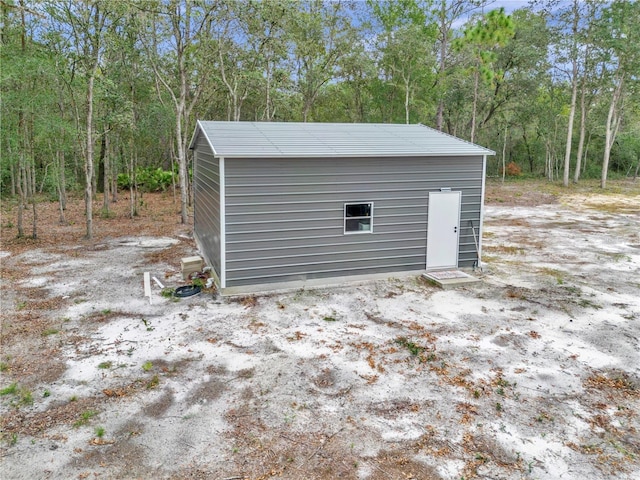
[1,191,190,257]
[0,192,192,446]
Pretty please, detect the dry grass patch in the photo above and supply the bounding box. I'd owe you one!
[4,351,67,387]
[538,267,567,284]
[483,244,524,255]
[487,217,531,227]
[368,450,443,479]
[368,399,423,419]
[230,295,259,309]
[460,432,524,478]
[584,371,640,398]
[2,312,51,342]
[102,377,158,398]
[72,433,149,478]
[1,396,100,437]
[576,197,640,215]
[83,309,132,324]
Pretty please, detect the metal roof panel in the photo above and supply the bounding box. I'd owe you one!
[190,121,495,157]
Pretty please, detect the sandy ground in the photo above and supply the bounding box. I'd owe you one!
[1,182,639,479]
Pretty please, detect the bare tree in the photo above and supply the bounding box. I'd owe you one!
[140,1,214,224]
[561,0,580,187]
[595,1,640,188]
[601,74,624,189]
[53,0,110,239]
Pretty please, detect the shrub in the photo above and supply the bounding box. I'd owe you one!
[117,167,175,192]
[504,161,522,176]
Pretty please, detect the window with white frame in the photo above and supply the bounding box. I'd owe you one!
[344,202,373,234]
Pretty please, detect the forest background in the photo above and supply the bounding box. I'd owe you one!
[1,0,639,240]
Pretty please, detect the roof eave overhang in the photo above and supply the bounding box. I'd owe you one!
[188,120,218,155]
[187,120,202,150]
[212,151,496,159]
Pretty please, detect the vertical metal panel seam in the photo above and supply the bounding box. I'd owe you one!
[219,156,226,288]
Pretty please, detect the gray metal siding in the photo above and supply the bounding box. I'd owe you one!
[193,133,222,279]
[223,156,483,287]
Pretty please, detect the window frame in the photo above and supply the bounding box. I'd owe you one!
[343,202,374,235]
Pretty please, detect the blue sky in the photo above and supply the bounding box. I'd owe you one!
[449,0,533,29]
[489,0,532,14]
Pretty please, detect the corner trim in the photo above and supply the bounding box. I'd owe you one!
[219,156,226,289]
[478,155,487,264]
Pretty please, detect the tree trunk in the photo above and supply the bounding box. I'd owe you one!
[573,78,587,183]
[404,76,410,125]
[111,165,118,203]
[38,162,50,194]
[265,58,272,121]
[25,160,33,198]
[563,67,578,186]
[21,151,28,200]
[501,126,508,183]
[85,72,96,239]
[58,149,67,225]
[58,185,66,225]
[303,100,311,122]
[602,77,623,189]
[522,131,534,173]
[601,112,612,189]
[111,144,118,204]
[31,198,37,239]
[16,160,25,238]
[91,154,97,198]
[545,143,553,181]
[9,161,16,197]
[97,130,106,192]
[102,129,110,215]
[58,150,67,210]
[129,144,136,219]
[470,69,479,143]
[563,0,580,188]
[176,88,188,224]
[217,42,245,122]
[171,147,177,205]
[436,0,448,131]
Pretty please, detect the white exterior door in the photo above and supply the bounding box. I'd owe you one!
[426,191,461,270]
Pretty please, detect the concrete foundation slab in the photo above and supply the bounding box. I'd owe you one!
[422,270,481,289]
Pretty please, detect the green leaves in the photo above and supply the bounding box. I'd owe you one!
[455,7,515,80]
[0,0,638,201]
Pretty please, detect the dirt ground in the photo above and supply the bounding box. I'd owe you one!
[1,179,639,480]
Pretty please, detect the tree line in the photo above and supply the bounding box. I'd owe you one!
[1,0,639,239]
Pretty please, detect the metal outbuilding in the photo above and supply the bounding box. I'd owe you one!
[189,121,495,294]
